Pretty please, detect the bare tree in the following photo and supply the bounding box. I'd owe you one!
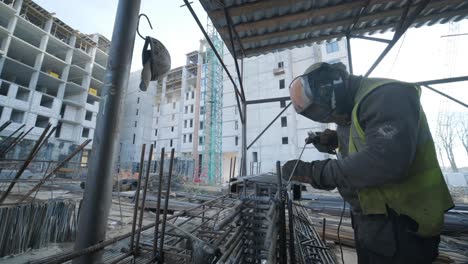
[437,111,458,172]
[457,116,468,157]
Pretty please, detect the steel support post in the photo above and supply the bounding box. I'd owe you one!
[73,0,141,262]
[241,101,247,176]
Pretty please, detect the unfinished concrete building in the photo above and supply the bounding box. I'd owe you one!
[0,0,109,162]
[141,38,349,183]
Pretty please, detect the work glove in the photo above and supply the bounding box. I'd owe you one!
[306,129,338,155]
[282,159,335,190]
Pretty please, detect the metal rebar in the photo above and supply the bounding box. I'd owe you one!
[135,144,153,254]
[287,195,296,263]
[18,139,92,202]
[0,120,12,132]
[276,161,287,264]
[0,124,25,148]
[0,123,51,204]
[322,218,327,244]
[32,196,226,264]
[158,148,175,263]
[130,144,146,253]
[153,147,165,259]
[1,129,26,155]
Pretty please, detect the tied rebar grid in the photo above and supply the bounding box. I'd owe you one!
[292,203,336,264]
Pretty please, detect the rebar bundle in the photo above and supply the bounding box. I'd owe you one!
[0,198,77,257]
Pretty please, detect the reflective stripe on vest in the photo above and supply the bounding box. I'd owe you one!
[349,77,454,237]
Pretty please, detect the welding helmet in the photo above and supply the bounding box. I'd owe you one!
[289,62,348,122]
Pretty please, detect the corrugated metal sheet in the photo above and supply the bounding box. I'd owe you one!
[200,0,468,57]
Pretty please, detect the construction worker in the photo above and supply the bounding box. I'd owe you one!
[282,62,454,264]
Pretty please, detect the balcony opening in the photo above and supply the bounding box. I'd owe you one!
[82,127,90,138]
[40,95,54,108]
[16,87,30,101]
[85,111,92,121]
[11,109,25,123]
[0,81,9,96]
[35,115,49,128]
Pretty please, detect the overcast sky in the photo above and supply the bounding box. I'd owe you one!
[35,0,468,167]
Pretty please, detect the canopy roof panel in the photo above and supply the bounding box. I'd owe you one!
[200,0,468,57]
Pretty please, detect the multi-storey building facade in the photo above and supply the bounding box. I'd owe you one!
[0,0,109,160]
[118,70,156,172]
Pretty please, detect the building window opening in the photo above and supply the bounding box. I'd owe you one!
[11,109,25,123]
[281,116,287,127]
[279,79,285,89]
[326,41,339,53]
[0,82,10,96]
[280,100,286,108]
[82,128,90,138]
[35,115,49,128]
[40,95,54,108]
[282,137,288,144]
[85,111,92,121]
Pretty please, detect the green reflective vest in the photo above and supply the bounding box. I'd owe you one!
[349,77,454,237]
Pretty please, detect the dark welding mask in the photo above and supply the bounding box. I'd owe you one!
[289,63,347,122]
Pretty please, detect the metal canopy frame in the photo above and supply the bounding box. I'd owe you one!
[76,0,468,260]
[184,0,468,177]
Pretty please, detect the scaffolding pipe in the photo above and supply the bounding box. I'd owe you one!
[73,0,141,262]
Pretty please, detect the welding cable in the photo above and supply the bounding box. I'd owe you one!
[337,200,346,264]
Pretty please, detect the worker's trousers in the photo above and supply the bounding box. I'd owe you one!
[351,208,440,264]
